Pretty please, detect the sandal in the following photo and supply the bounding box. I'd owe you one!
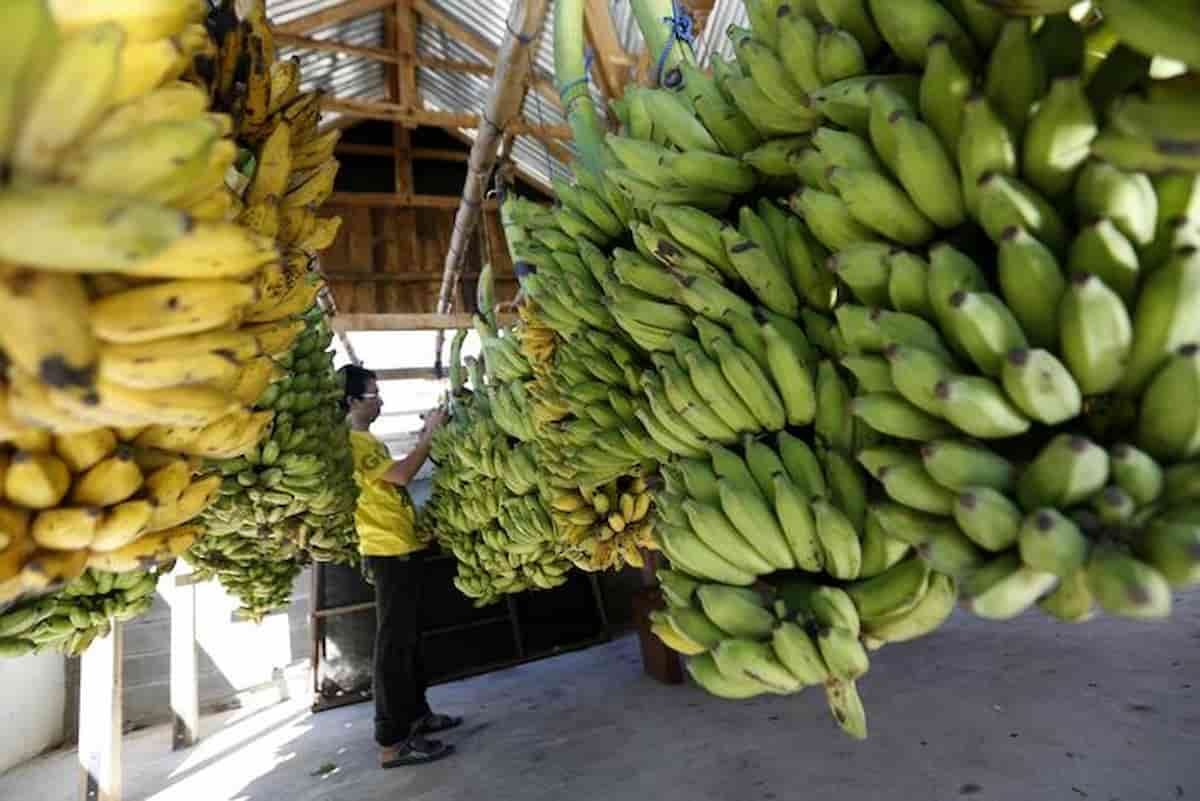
[419,713,463,734]
[380,735,455,768]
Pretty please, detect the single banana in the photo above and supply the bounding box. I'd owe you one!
[1016,434,1110,511]
[1059,273,1133,396]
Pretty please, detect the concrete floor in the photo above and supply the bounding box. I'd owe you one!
[3,591,1198,801]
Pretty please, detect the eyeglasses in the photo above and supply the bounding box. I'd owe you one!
[356,392,380,400]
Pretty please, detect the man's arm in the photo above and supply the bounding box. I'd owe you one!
[379,407,447,487]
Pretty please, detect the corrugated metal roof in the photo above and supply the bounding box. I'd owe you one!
[268,0,731,186]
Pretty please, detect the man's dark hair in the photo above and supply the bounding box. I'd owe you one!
[339,364,378,413]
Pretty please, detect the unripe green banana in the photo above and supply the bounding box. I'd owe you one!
[944,290,1029,378]
[965,564,1057,620]
[772,621,831,686]
[1017,434,1110,511]
[710,441,762,498]
[845,555,931,621]
[667,605,729,650]
[1034,12,1085,78]
[658,523,757,586]
[864,572,956,642]
[791,187,880,252]
[1022,75,1096,198]
[697,584,776,640]
[639,88,721,153]
[655,354,741,444]
[985,17,1046,133]
[1093,484,1136,525]
[1001,348,1082,425]
[955,486,1022,552]
[743,434,788,502]
[713,638,803,694]
[657,569,700,607]
[759,316,817,427]
[917,517,987,575]
[1086,545,1171,620]
[1019,508,1090,577]
[1037,568,1095,623]
[886,249,933,319]
[781,215,837,311]
[1068,218,1140,304]
[741,136,808,179]
[816,0,883,55]
[1059,272,1133,396]
[867,0,977,68]
[997,226,1066,349]
[665,149,758,195]
[928,243,988,334]
[920,36,973,154]
[815,360,856,454]
[720,478,796,570]
[889,111,967,229]
[734,35,809,108]
[885,343,952,414]
[778,431,828,498]
[841,354,894,393]
[921,438,1015,493]
[962,550,1021,598]
[812,497,863,580]
[936,375,1032,439]
[685,652,765,699]
[670,271,755,324]
[772,473,826,572]
[793,143,836,188]
[1120,249,1200,395]
[825,679,868,740]
[829,241,892,306]
[958,93,1018,217]
[818,626,869,681]
[711,335,788,432]
[1135,516,1200,588]
[1075,161,1158,247]
[811,74,921,136]
[683,499,774,576]
[877,457,956,515]
[726,310,773,371]
[816,25,868,83]
[859,507,912,578]
[677,63,764,157]
[867,84,914,173]
[1138,344,1200,460]
[977,171,1070,253]
[837,304,885,353]
[1097,0,1200,74]
[829,167,936,246]
[776,7,822,92]
[1110,444,1164,507]
[954,0,1005,47]
[852,392,953,440]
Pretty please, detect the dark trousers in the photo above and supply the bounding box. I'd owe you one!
[368,552,430,747]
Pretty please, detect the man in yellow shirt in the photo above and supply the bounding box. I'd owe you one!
[341,365,459,767]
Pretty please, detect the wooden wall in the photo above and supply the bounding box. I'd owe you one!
[318,203,517,315]
[318,123,531,317]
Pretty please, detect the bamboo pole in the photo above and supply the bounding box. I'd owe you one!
[432,0,550,333]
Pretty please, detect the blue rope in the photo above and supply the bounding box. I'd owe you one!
[655,0,695,87]
[557,47,596,101]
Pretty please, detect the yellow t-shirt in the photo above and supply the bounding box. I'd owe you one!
[350,431,425,557]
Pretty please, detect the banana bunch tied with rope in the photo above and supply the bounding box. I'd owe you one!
[202,0,343,253]
[549,476,657,572]
[0,566,163,658]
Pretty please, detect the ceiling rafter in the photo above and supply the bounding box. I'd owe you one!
[275,0,394,35]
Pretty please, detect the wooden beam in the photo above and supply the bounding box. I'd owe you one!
[436,0,550,327]
[375,367,442,380]
[275,0,394,35]
[334,312,516,331]
[328,192,499,209]
[396,0,419,110]
[318,96,573,138]
[444,128,553,197]
[324,270,506,282]
[584,0,631,101]
[79,622,123,801]
[170,568,199,752]
[419,57,491,75]
[337,143,470,161]
[411,0,560,107]
[274,32,398,62]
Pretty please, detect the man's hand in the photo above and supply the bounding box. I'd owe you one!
[421,406,448,435]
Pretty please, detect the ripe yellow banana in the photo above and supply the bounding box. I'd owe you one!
[91,499,155,552]
[245,121,292,206]
[49,0,207,42]
[86,523,200,573]
[71,446,144,506]
[243,319,306,356]
[148,475,220,532]
[90,279,259,345]
[282,160,338,209]
[142,460,193,507]
[53,428,118,474]
[0,262,97,391]
[31,506,103,550]
[5,450,71,510]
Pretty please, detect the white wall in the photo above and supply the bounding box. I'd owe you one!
[0,651,65,773]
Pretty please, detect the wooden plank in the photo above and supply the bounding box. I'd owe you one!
[274,32,398,63]
[324,270,496,282]
[374,367,442,380]
[275,0,393,35]
[170,568,199,752]
[334,312,516,331]
[329,192,499,209]
[396,0,419,110]
[336,143,469,161]
[584,0,628,104]
[319,96,572,137]
[79,622,123,801]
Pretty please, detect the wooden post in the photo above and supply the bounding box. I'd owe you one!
[79,621,123,801]
[432,0,551,327]
[170,570,199,751]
